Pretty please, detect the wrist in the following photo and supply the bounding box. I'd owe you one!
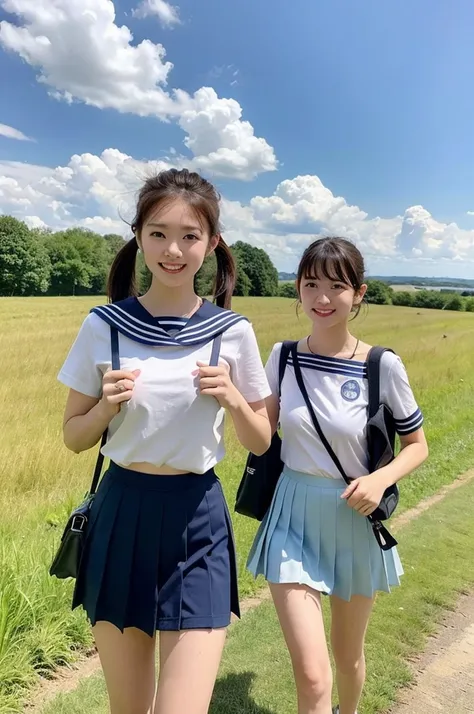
[373,468,395,489]
[225,386,245,413]
[96,398,118,422]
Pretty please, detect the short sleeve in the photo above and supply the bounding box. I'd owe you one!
[265,343,282,397]
[231,323,272,403]
[57,315,103,398]
[381,354,424,435]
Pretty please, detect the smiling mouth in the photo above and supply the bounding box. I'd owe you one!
[159,263,186,274]
[313,309,336,317]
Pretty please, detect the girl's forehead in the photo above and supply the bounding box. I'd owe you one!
[146,198,204,229]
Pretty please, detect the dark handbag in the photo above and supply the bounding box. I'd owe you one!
[365,346,399,520]
[290,343,398,551]
[234,341,294,521]
[49,327,120,579]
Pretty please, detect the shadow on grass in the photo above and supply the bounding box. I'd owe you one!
[210,672,277,714]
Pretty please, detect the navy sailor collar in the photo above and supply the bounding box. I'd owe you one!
[91,297,248,346]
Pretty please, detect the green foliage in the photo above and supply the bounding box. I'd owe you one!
[0,217,51,296]
[392,290,415,307]
[231,241,279,297]
[465,298,474,312]
[365,279,393,305]
[194,253,216,296]
[278,282,298,299]
[444,293,464,311]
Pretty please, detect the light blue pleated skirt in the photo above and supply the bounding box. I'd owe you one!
[247,467,403,600]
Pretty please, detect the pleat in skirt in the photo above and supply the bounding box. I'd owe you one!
[247,466,403,600]
[73,463,239,636]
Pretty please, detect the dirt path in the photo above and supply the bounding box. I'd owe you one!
[390,592,474,714]
[27,469,474,713]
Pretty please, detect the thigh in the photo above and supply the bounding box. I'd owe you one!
[154,628,227,714]
[269,583,331,675]
[329,594,375,663]
[93,622,156,714]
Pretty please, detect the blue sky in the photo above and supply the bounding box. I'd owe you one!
[1,0,474,277]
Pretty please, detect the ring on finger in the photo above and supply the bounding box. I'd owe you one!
[115,383,126,393]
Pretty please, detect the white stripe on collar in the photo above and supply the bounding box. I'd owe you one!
[91,297,248,346]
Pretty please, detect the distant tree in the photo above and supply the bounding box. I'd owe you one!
[365,279,393,305]
[444,294,464,311]
[465,298,474,313]
[44,228,110,295]
[103,233,126,260]
[412,290,446,310]
[392,291,415,307]
[279,282,298,299]
[194,254,216,297]
[231,241,279,297]
[0,216,51,295]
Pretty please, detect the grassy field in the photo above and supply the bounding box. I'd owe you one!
[1,296,474,712]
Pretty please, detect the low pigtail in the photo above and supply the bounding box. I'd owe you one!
[107,236,139,303]
[213,236,236,309]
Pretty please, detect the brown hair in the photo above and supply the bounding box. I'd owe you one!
[107,169,236,308]
[296,237,366,315]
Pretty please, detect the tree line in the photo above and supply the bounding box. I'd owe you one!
[1,215,473,310]
[0,216,281,298]
[365,280,474,312]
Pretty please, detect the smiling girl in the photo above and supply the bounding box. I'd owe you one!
[247,237,428,714]
[57,169,272,714]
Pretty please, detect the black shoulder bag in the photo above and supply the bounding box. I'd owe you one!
[234,341,295,521]
[50,326,120,580]
[290,342,398,551]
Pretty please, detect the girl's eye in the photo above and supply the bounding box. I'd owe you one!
[332,284,345,290]
[150,231,165,238]
[305,281,317,288]
[183,234,199,241]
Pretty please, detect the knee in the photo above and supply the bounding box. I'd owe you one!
[333,648,365,677]
[295,661,333,702]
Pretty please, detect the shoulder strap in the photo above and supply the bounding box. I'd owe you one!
[278,341,295,396]
[89,327,120,496]
[367,346,394,418]
[209,333,222,366]
[290,343,350,485]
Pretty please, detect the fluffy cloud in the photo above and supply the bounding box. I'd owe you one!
[0,122,33,141]
[1,152,474,273]
[0,0,276,179]
[133,0,180,27]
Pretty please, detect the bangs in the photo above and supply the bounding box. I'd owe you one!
[144,196,209,233]
[302,255,356,286]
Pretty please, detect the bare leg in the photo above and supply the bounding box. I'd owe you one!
[154,628,227,714]
[329,594,375,714]
[93,622,156,714]
[270,583,333,714]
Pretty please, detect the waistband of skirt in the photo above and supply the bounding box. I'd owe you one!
[282,465,346,489]
[105,462,217,492]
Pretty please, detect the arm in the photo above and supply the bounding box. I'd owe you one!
[373,428,428,488]
[63,369,140,453]
[226,395,271,456]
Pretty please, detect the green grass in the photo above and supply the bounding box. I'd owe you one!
[1,296,474,712]
[40,472,474,714]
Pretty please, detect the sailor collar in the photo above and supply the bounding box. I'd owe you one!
[91,297,248,346]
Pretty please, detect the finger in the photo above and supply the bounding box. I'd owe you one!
[106,390,134,405]
[341,481,358,499]
[104,369,140,383]
[347,493,365,508]
[199,378,226,390]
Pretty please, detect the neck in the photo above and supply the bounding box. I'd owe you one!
[307,324,356,357]
[140,279,200,317]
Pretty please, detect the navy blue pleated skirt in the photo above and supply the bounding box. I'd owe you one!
[72,463,239,636]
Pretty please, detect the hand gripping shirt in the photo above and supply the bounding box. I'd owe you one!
[58,297,271,474]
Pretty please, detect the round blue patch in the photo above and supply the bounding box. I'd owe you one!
[341,380,361,402]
